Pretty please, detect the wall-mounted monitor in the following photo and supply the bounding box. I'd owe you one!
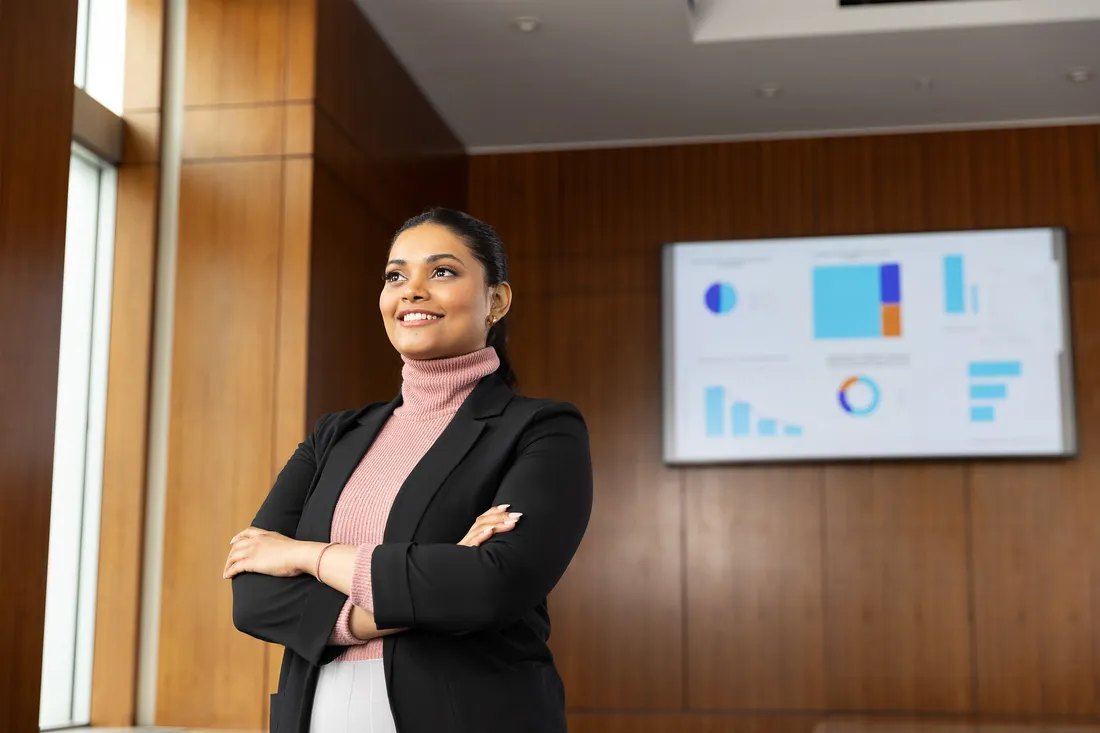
[662,228,1076,464]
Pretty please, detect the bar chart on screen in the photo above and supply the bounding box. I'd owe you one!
[704,386,804,438]
[812,262,902,339]
[944,254,980,316]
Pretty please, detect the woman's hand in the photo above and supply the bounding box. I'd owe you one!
[457,504,523,547]
[223,527,313,579]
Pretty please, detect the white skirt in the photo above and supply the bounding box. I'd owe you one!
[310,658,397,733]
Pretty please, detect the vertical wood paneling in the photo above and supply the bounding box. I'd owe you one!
[156,162,284,729]
[0,1,80,731]
[473,124,1100,725]
[314,0,465,219]
[969,125,1100,715]
[823,466,972,711]
[184,0,289,107]
[286,0,317,101]
[535,294,684,711]
[305,0,466,423]
[122,0,164,112]
[685,468,826,710]
[91,166,159,725]
[305,164,402,423]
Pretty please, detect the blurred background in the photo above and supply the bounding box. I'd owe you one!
[2,1,1100,732]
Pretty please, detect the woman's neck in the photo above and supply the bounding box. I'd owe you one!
[395,346,500,420]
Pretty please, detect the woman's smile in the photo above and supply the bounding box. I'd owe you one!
[396,308,444,327]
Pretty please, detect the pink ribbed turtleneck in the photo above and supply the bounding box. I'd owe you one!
[326,346,500,661]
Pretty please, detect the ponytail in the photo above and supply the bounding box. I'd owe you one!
[487,318,518,391]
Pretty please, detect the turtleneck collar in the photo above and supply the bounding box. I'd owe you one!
[394,346,501,421]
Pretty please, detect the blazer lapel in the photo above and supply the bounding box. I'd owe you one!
[383,373,514,543]
[297,397,400,542]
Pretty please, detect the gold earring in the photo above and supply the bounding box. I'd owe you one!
[487,315,497,327]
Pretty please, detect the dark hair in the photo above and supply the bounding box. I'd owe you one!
[393,208,518,390]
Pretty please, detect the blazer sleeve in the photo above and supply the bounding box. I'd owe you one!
[231,413,349,666]
[371,402,593,633]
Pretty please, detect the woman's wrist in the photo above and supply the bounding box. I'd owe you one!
[297,541,326,577]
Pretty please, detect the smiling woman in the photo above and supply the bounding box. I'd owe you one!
[228,208,592,733]
[381,211,513,370]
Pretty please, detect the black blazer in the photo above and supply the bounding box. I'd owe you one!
[231,373,593,733]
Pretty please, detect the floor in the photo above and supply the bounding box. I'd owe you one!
[70,728,259,733]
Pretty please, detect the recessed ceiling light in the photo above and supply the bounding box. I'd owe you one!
[512,16,542,33]
[756,83,783,99]
[1066,67,1094,83]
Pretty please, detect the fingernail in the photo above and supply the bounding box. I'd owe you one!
[508,513,523,519]
[497,504,510,510]
[502,520,516,527]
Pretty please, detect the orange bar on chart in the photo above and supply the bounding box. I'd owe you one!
[882,304,902,336]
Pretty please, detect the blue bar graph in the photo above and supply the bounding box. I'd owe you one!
[970,384,1007,399]
[971,284,979,314]
[731,402,751,437]
[783,426,804,437]
[969,361,1022,378]
[705,387,724,437]
[880,263,901,304]
[757,419,777,436]
[813,265,882,339]
[971,406,995,422]
[944,255,965,314]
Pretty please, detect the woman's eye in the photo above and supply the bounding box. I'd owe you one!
[384,271,404,283]
[433,267,457,278]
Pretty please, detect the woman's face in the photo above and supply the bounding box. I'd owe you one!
[380,223,510,360]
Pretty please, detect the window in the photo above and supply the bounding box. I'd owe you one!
[40,146,118,730]
[74,0,128,114]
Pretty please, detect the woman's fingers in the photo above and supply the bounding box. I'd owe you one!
[230,526,266,544]
[461,512,523,547]
[478,504,510,519]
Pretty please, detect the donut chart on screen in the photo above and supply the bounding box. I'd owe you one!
[705,282,737,314]
[838,376,880,416]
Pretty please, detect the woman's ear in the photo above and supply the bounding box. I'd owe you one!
[489,282,513,321]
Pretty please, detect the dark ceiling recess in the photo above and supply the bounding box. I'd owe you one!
[841,0,961,5]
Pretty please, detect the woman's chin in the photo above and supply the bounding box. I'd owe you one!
[395,339,447,361]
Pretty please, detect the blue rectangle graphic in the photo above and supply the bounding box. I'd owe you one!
[970,384,1007,399]
[757,419,777,436]
[731,402,751,437]
[705,387,724,437]
[813,265,883,339]
[971,285,979,314]
[783,425,803,437]
[879,263,901,304]
[971,406,995,422]
[969,361,1022,378]
[944,255,965,314]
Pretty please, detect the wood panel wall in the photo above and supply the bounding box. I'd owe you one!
[153,1,316,727]
[467,125,1100,731]
[306,0,466,421]
[0,2,80,732]
[149,0,465,728]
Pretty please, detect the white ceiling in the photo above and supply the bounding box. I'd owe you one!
[354,0,1100,153]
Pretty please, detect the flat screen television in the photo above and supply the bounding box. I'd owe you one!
[661,228,1076,464]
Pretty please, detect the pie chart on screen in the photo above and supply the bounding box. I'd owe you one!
[705,282,737,315]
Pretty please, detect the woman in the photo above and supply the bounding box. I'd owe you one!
[224,208,593,733]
